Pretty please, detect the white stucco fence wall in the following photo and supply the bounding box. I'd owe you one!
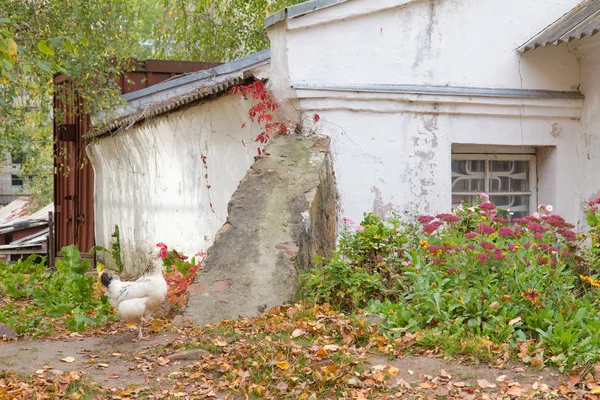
[267,0,595,229]
[87,94,260,272]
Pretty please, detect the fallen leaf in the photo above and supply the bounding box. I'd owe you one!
[109,374,119,379]
[276,381,289,391]
[112,353,123,357]
[275,360,289,370]
[156,357,170,366]
[496,375,507,382]
[388,366,399,377]
[189,372,203,379]
[61,357,75,363]
[98,363,109,368]
[408,369,414,375]
[323,344,340,351]
[291,329,305,338]
[440,368,451,378]
[35,369,44,374]
[508,317,522,326]
[477,379,496,389]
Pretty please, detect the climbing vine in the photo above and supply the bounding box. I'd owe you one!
[231,80,297,155]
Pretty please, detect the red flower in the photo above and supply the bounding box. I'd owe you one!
[498,227,515,237]
[465,232,477,239]
[422,221,444,234]
[436,213,453,219]
[479,202,496,210]
[443,215,460,223]
[448,267,456,274]
[476,223,496,235]
[418,215,435,223]
[480,241,495,250]
[493,217,509,223]
[527,222,547,233]
[477,253,490,263]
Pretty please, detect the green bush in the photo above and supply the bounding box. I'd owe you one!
[0,245,113,336]
[303,196,600,369]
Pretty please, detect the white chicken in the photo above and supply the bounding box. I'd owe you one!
[100,242,168,341]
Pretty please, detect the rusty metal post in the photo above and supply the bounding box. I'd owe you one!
[48,211,55,269]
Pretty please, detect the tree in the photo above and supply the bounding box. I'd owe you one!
[1,0,153,210]
[1,0,305,211]
[155,0,306,62]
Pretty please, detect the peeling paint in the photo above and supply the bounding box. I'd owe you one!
[550,122,563,138]
[371,186,394,220]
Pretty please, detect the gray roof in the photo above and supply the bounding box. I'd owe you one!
[85,49,271,140]
[265,0,349,28]
[518,0,600,53]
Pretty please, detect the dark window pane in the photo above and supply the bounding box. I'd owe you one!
[489,160,529,193]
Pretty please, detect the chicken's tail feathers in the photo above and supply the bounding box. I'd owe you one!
[100,271,116,288]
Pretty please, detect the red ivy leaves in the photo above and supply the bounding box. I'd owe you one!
[232,80,288,146]
[314,113,320,122]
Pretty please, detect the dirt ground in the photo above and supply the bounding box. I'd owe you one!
[1,329,573,398]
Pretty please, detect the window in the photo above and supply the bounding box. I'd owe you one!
[11,175,23,186]
[11,151,23,165]
[451,153,536,218]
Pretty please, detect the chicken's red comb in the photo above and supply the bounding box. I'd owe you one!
[156,242,167,249]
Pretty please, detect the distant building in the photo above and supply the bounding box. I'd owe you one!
[0,151,28,206]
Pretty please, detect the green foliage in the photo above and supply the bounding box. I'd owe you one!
[303,199,600,369]
[155,0,307,62]
[1,0,158,208]
[0,246,113,336]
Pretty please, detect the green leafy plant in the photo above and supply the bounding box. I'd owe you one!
[0,246,113,336]
[303,196,600,370]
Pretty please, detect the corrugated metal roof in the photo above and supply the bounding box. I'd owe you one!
[84,49,271,140]
[518,0,600,53]
[265,0,350,28]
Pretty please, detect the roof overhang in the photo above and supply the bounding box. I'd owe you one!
[518,0,600,53]
[265,0,349,28]
[85,49,271,140]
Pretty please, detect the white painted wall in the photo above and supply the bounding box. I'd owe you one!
[87,94,260,273]
[267,0,593,229]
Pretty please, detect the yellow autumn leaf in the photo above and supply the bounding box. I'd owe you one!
[388,366,399,376]
[275,360,289,370]
[590,387,600,395]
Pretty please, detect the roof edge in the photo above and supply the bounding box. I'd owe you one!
[265,0,349,28]
[84,49,271,140]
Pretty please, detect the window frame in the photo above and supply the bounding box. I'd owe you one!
[451,153,537,214]
[11,174,23,187]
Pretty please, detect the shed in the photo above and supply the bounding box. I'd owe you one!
[52,59,221,260]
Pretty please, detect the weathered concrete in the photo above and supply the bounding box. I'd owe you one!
[185,135,336,326]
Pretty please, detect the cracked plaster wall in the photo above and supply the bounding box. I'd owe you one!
[269,0,587,229]
[87,95,260,273]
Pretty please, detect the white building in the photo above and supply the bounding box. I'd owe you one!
[88,0,600,271]
[266,0,597,228]
[0,152,28,206]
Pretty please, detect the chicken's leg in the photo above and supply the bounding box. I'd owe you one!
[133,316,145,342]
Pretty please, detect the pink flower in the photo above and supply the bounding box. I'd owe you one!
[523,242,532,249]
[493,217,509,223]
[343,217,356,226]
[401,260,412,266]
[480,241,495,250]
[479,202,496,210]
[527,222,546,233]
[356,225,365,231]
[448,267,457,274]
[418,215,435,223]
[476,223,496,235]
[465,232,477,239]
[443,215,460,223]
[498,227,515,237]
[493,248,504,260]
[422,221,444,234]
[426,245,442,252]
[534,233,543,239]
[558,228,577,241]
[480,193,490,200]
[507,244,517,251]
[436,213,453,220]
[513,218,527,224]
[477,253,490,263]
